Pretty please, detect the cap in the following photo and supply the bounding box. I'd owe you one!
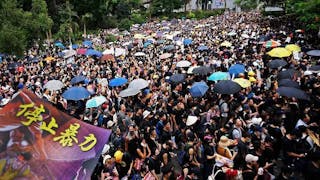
[245,154,259,163]
[107,121,115,128]
[103,155,112,164]
[143,110,151,119]
[186,115,197,126]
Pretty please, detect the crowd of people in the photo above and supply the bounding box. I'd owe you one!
[0,10,319,180]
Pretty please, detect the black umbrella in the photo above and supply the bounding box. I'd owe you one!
[309,65,320,71]
[70,75,86,85]
[278,79,300,89]
[192,66,212,76]
[170,74,186,84]
[213,80,241,94]
[267,59,288,69]
[7,62,20,70]
[277,87,309,100]
[278,69,297,80]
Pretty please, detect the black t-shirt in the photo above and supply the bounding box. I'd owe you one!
[204,144,215,164]
[282,136,297,162]
[233,139,249,169]
[160,130,172,144]
[304,161,320,180]
[148,157,161,174]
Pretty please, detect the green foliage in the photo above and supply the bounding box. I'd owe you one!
[105,34,117,43]
[131,13,146,24]
[187,11,196,19]
[150,0,184,16]
[0,24,27,55]
[118,18,133,31]
[234,0,258,10]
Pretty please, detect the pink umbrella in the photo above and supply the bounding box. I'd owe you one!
[77,48,87,55]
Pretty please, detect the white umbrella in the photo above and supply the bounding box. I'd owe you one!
[134,52,146,57]
[103,48,114,55]
[128,79,149,90]
[98,78,109,87]
[44,80,64,91]
[160,53,172,60]
[241,34,250,38]
[62,49,77,59]
[119,88,140,97]
[176,60,191,68]
[115,48,126,57]
[187,66,199,74]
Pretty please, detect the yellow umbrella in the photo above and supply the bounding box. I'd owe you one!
[285,44,301,52]
[267,48,292,58]
[221,41,232,47]
[45,56,55,62]
[233,78,251,88]
[134,34,145,39]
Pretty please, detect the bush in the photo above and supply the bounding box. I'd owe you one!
[101,16,118,29]
[186,12,196,19]
[118,18,133,31]
[131,13,146,24]
[105,34,117,43]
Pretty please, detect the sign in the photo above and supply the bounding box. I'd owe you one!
[0,89,111,179]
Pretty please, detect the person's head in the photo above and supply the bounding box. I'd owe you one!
[235,119,242,128]
[245,154,259,167]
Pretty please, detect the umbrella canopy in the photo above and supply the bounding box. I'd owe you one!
[307,50,320,56]
[241,34,250,38]
[170,74,186,84]
[7,62,21,70]
[198,45,209,51]
[77,48,87,55]
[278,79,300,89]
[267,48,292,58]
[70,75,86,85]
[189,81,209,97]
[163,45,175,51]
[82,40,93,47]
[128,79,149,90]
[309,65,320,71]
[54,42,65,49]
[176,60,192,68]
[192,66,212,76]
[85,49,102,57]
[101,54,115,61]
[183,38,193,45]
[267,59,288,69]
[214,80,242,94]
[278,69,297,79]
[187,66,199,74]
[285,44,301,52]
[62,87,91,101]
[227,32,237,36]
[144,42,152,48]
[208,72,229,81]
[233,78,251,88]
[134,52,146,56]
[228,64,245,76]
[277,87,309,100]
[263,40,281,48]
[72,44,79,49]
[220,41,232,47]
[86,96,107,108]
[159,53,172,60]
[119,88,141,97]
[98,78,109,87]
[45,56,55,62]
[134,34,145,39]
[109,77,128,87]
[44,80,64,91]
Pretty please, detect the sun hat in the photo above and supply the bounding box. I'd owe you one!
[186,115,198,126]
[103,154,112,164]
[218,136,231,148]
[245,154,259,163]
[107,121,115,128]
[143,110,151,119]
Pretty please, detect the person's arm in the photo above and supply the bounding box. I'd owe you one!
[137,147,147,159]
[146,144,152,158]
[127,160,134,177]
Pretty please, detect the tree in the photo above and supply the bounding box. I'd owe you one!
[149,0,183,16]
[57,0,79,41]
[30,0,53,41]
[81,13,93,37]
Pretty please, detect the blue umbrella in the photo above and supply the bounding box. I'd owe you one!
[208,72,229,81]
[54,42,65,49]
[86,96,107,108]
[183,38,192,45]
[198,45,209,51]
[62,87,91,101]
[70,75,86,85]
[157,40,165,44]
[170,74,186,84]
[109,77,128,87]
[189,81,209,97]
[72,44,79,49]
[83,40,93,47]
[277,87,309,100]
[85,49,102,57]
[144,42,152,48]
[31,57,39,63]
[164,45,175,51]
[228,64,245,77]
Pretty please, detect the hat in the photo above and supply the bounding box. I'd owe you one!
[114,150,123,163]
[107,121,115,128]
[103,155,112,164]
[304,71,313,76]
[249,77,256,82]
[153,74,159,79]
[35,82,41,87]
[245,154,259,163]
[248,71,255,76]
[143,110,151,119]
[186,115,198,126]
[218,136,231,147]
